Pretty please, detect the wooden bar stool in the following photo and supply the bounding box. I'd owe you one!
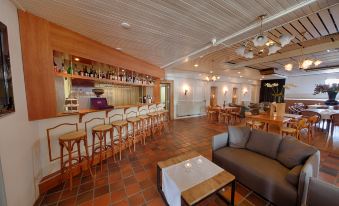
[126,111,141,151]
[47,123,93,190]
[85,118,114,172]
[138,108,152,144]
[148,107,160,137]
[109,114,128,160]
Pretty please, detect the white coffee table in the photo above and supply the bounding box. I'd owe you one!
[157,151,235,206]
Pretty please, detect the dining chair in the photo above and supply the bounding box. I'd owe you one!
[281,118,310,141]
[299,111,322,129]
[330,114,339,139]
[207,106,217,122]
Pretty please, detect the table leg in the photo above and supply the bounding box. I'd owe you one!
[231,180,236,206]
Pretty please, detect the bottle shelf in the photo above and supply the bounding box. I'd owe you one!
[54,72,155,87]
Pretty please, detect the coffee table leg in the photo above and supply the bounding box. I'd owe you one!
[231,180,236,206]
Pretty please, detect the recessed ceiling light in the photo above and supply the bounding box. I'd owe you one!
[74,57,80,61]
[238,72,241,74]
[121,22,131,29]
[199,73,202,76]
[240,76,243,78]
[210,71,213,73]
[327,49,331,52]
[184,57,189,62]
[116,47,122,50]
[260,78,262,80]
[121,69,125,72]
[199,55,204,58]
[262,76,265,78]
[194,64,199,67]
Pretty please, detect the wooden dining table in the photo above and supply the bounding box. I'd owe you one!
[247,114,292,132]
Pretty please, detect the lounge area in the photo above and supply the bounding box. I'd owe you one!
[1,0,339,206]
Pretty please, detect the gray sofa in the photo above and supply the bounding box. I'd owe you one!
[212,126,320,206]
[305,177,339,206]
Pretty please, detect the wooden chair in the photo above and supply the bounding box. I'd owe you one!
[85,118,114,172]
[148,106,161,136]
[246,120,265,130]
[230,107,241,123]
[138,108,152,144]
[299,110,322,129]
[126,111,141,152]
[207,106,217,122]
[109,114,128,160]
[307,115,321,143]
[281,118,310,141]
[330,114,339,139]
[47,123,93,190]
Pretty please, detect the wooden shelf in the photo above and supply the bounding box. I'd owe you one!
[54,72,155,87]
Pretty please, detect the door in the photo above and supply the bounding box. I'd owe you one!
[210,86,217,106]
[160,83,170,110]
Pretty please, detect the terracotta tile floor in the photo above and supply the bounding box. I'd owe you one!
[35,117,339,206]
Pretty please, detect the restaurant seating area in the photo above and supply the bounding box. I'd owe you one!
[1,0,339,206]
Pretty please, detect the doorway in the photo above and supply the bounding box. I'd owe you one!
[232,87,238,104]
[160,80,174,120]
[210,86,217,106]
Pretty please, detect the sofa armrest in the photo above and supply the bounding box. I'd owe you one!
[298,151,320,206]
[304,177,339,206]
[212,132,229,151]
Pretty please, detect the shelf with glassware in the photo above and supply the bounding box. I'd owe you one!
[53,50,156,87]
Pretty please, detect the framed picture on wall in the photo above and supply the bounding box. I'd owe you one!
[0,21,15,117]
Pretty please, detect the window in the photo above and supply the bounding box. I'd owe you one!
[0,21,15,116]
[325,78,339,85]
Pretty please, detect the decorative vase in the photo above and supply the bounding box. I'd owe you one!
[325,91,338,105]
[275,103,286,117]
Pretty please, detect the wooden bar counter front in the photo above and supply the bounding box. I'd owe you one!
[41,103,168,194]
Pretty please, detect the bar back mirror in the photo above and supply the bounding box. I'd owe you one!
[0,21,14,117]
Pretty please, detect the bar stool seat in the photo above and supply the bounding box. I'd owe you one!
[112,120,128,126]
[59,131,87,141]
[138,115,149,119]
[138,111,152,144]
[92,124,113,132]
[127,117,140,122]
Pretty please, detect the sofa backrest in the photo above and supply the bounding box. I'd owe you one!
[246,129,282,159]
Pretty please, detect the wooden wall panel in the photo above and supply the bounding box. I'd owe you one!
[18,10,164,120]
[153,79,161,104]
[18,11,56,120]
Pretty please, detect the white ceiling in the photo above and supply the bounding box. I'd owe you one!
[12,0,339,80]
[12,0,336,67]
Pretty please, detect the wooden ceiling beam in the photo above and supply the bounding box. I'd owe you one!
[227,39,339,69]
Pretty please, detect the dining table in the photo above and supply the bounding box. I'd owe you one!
[305,108,339,120]
[247,114,291,132]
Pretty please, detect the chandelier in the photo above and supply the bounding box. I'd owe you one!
[205,75,220,82]
[284,33,322,71]
[236,15,294,58]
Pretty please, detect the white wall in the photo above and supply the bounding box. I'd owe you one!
[0,0,39,205]
[285,72,339,99]
[165,70,260,118]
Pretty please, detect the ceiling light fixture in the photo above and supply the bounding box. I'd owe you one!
[283,32,321,71]
[121,22,131,29]
[194,64,199,67]
[252,15,268,47]
[116,47,122,50]
[74,57,80,61]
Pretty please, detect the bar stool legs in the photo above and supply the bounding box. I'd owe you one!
[91,127,114,172]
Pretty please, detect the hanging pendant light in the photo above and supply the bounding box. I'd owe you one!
[252,15,268,47]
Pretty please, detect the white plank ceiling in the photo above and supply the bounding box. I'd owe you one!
[13,0,339,79]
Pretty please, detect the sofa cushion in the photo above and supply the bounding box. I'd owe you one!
[213,147,297,206]
[246,129,282,159]
[285,165,303,186]
[277,136,317,169]
[228,126,251,148]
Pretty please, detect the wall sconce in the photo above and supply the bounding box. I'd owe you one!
[242,88,248,95]
[183,84,189,96]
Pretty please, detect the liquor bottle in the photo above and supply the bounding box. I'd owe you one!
[73,64,78,75]
[83,66,88,76]
[67,63,73,75]
[53,61,58,72]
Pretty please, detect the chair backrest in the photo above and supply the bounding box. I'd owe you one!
[297,118,308,129]
[330,114,339,125]
[108,114,124,123]
[299,111,321,122]
[126,111,138,118]
[307,115,319,124]
[84,117,105,131]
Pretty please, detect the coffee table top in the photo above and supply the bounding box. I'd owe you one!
[158,151,235,205]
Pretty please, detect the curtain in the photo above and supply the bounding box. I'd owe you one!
[259,79,286,103]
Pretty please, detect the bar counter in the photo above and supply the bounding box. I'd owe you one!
[56,103,159,122]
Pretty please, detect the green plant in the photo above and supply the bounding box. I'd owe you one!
[313,84,339,95]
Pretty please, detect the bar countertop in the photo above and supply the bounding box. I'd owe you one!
[56,103,159,122]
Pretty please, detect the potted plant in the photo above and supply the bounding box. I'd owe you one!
[313,84,339,105]
[265,83,295,116]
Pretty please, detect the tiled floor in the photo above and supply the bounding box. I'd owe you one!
[35,117,339,206]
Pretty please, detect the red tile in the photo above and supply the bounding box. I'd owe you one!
[143,187,159,202]
[112,199,129,206]
[110,189,126,203]
[125,183,141,196]
[93,193,110,206]
[146,197,166,206]
[128,192,145,206]
[58,196,76,206]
